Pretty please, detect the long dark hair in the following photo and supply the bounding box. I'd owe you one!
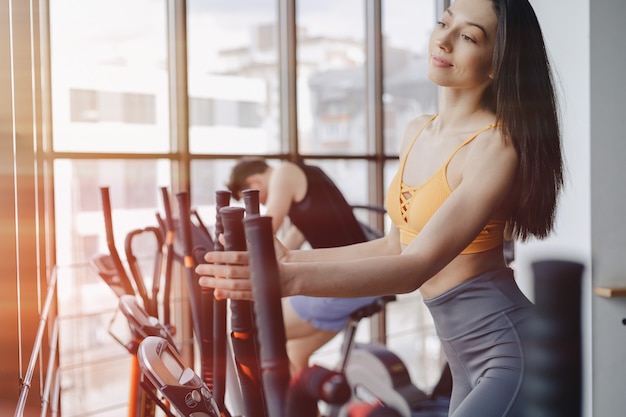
[483,0,563,240]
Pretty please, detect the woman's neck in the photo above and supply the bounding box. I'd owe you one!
[434,89,494,133]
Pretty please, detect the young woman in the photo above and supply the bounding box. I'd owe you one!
[197,0,563,415]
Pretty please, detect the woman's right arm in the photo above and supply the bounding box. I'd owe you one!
[196,226,402,300]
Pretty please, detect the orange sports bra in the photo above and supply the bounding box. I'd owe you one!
[385,114,505,254]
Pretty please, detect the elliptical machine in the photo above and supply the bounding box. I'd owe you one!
[139,193,449,417]
[326,297,450,417]
[136,201,353,417]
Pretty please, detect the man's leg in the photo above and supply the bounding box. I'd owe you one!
[282,299,338,376]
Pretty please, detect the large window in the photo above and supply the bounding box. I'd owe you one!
[382,0,438,155]
[42,1,444,414]
[296,0,367,155]
[70,89,157,124]
[49,0,174,415]
[50,0,170,154]
[187,0,280,155]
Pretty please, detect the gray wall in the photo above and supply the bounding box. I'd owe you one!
[589,0,626,416]
[515,1,626,416]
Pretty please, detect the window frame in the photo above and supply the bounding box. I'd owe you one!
[2,0,449,412]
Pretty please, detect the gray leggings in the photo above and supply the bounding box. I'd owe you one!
[424,268,533,417]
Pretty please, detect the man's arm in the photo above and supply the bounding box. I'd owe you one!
[264,161,307,233]
[280,224,306,250]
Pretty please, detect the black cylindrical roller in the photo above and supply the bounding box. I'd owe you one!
[521,259,585,417]
[175,191,203,354]
[243,188,261,217]
[210,190,231,409]
[221,206,266,417]
[244,216,289,417]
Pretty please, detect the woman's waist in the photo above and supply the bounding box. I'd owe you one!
[418,248,507,299]
[422,266,532,340]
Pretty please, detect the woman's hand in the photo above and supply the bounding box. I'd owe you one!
[196,250,254,300]
[196,236,291,301]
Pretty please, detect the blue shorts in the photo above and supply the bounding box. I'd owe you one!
[289,295,381,332]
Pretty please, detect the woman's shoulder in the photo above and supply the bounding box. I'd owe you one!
[399,114,436,153]
[406,114,436,133]
[463,124,518,179]
[470,123,512,154]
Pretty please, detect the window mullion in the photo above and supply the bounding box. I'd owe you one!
[278,0,298,157]
[167,0,190,193]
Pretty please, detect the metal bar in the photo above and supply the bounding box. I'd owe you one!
[365,0,386,236]
[278,0,298,157]
[39,318,59,417]
[167,0,190,193]
[50,371,60,417]
[365,0,388,345]
[15,268,58,417]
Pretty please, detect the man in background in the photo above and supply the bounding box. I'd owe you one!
[227,157,380,375]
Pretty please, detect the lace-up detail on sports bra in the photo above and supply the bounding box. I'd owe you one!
[385,114,505,253]
[399,183,418,223]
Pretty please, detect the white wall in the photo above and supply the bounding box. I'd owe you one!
[516,1,626,416]
[588,0,626,416]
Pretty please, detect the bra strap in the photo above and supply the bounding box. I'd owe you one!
[443,122,497,169]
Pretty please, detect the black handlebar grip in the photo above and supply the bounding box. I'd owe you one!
[243,216,286,360]
[175,192,193,257]
[214,191,232,252]
[243,216,289,417]
[175,192,203,352]
[99,187,135,296]
[160,187,175,232]
[221,206,266,417]
[220,207,246,252]
[220,206,253,334]
[219,206,250,332]
[243,189,261,217]
[211,190,231,408]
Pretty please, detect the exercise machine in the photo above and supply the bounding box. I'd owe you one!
[327,297,450,417]
[136,202,352,417]
[139,336,220,417]
[118,294,179,417]
[113,188,441,417]
[91,186,216,416]
[90,187,167,417]
[116,291,220,417]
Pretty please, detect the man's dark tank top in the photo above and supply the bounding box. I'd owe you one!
[287,162,367,248]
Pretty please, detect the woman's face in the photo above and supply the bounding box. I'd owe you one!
[427,0,498,91]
